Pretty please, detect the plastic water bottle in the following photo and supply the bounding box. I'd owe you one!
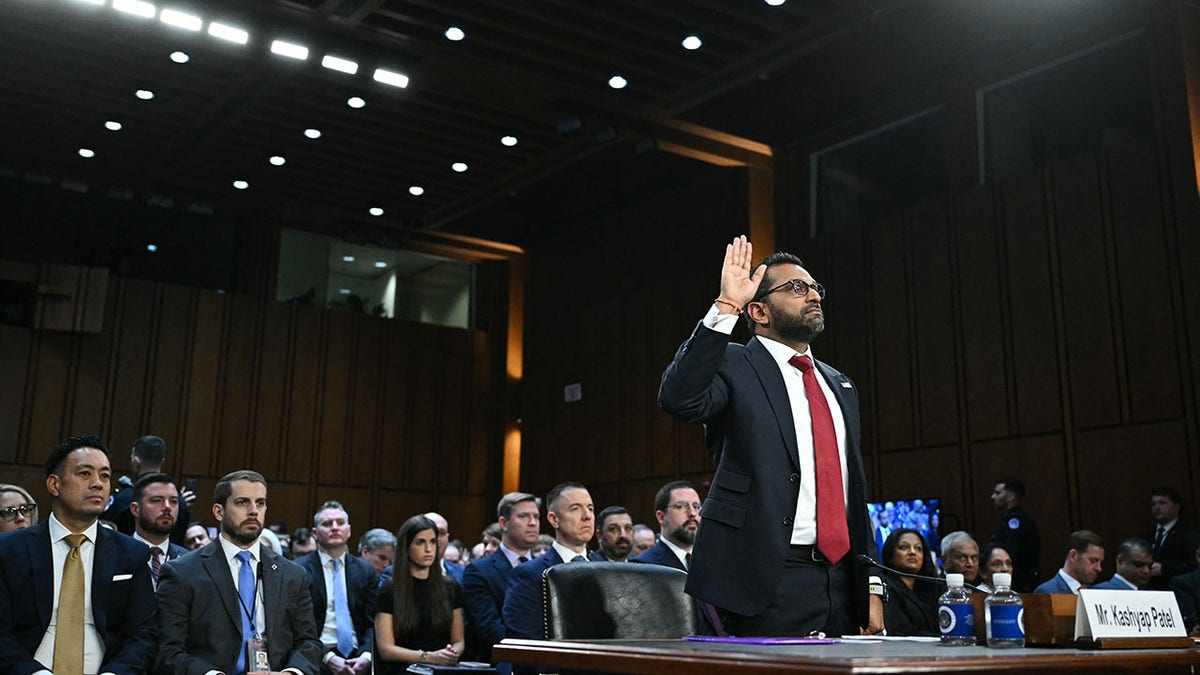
[984,572,1024,647]
[938,573,976,645]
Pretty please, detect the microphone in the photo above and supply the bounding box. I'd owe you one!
[857,554,981,592]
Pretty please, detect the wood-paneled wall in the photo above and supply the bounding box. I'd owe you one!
[0,276,501,540]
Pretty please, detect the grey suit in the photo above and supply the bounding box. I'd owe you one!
[154,538,323,674]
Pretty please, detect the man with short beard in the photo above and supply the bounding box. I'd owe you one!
[130,472,189,590]
[631,481,700,572]
[593,506,635,562]
[155,469,322,673]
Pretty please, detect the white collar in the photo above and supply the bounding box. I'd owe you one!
[48,512,99,545]
[551,540,587,562]
[218,533,262,563]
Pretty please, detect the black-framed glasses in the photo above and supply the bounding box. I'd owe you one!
[756,278,826,301]
[0,503,36,521]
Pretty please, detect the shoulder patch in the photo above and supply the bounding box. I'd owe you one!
[1008,518,1020,530]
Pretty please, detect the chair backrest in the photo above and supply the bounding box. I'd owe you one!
[542,561,698,639]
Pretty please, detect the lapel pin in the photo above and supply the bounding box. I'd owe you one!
[271,564,278,570]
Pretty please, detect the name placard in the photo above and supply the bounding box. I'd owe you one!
[1074,589,1187,639]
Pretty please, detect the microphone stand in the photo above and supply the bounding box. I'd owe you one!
[857,554,982,592]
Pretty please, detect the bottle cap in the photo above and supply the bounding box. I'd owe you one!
[945,572,964,586]
[993,572,1012,587]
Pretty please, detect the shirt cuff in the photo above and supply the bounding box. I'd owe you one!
[323,649,335,664]
[703,304,739,334]
[360,651,372,662]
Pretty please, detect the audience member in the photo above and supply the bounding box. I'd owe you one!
[292,526,318,558]
[1147,486,1198,591]
[530,535,554,558]
[444,542,463,564]
[879,529,940,636]
[631,524,655,556]
[482,523,502,558]
[359,527,397,576]
[471,542,486,560]
[129,472,189,590]
[0,434,156,673]
[183,521,212,551]
[260,527,284,555]
[427,512,465,586]
[0,483,38,533]
[940,531,980,587]
[631,480,700,572]
[374,515,464,673]
[989,477,1041,592]
[155,469,322,673]
[101,435,194,546]
[1093,538,1154,591]
[977,543,1013,593]
[593,506,634,562]
[1169,540,1200,636]
[1034,530,1104,594]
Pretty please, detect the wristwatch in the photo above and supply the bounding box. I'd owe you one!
[419,650,427,663]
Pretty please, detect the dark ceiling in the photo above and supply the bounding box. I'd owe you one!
[0,0,908,248]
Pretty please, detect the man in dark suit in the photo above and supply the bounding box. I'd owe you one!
[503,482,594,640]
[427,512,465,586]
[129,472,189,590]
[658,237,883,637]
[593,506,634,563]
[1092,538,1153,591]
[1170,539,1200,635]
[1147,486,1198,591]
[294,500,376,675]
[989,477,1041,592]
[1034,530,1105,594]
[462,491,541,664]
[631,481,701,572]
[0,434,157,674]
[155,469,322,674]
[101,435,193,546]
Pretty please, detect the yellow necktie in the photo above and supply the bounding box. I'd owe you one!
[54,533,86,675]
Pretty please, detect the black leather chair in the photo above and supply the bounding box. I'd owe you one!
[541,562,699,639]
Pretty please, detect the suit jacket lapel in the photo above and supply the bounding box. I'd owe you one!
[32,523,54,628]
[746,338,802,473]
[201,542,243,631]
[91,528,116,634]
[261,548,283,642]
[305,555,326,616]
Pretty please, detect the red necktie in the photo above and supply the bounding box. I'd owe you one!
[789,354,850,564]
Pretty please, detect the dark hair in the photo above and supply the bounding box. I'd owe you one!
[881,528,940,601]
[654,480,697,514]
[497,491,539,520]
[1116,537,1151,561]
[45,434,109,476]
[1150,486,1183,504]
[1067,529,1104,556]
[744,252,806,334]
[212,470,266,506]
[483,522,502,540]
[313,500,349,527]
[980,543,1012,569]
[598,506,631,530]
[132,472,175,504]
[292,527,314,544]
[545,482,588,515]
[132,435,166,464]
[391,515,451,637]
[997,477,1025,499]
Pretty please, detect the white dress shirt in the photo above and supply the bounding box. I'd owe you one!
[551,541,588,563]
[316,550,368,661]
[34,514,108,675]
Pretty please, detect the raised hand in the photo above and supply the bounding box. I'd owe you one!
[718,235,766,311]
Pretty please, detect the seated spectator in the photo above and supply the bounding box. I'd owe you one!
[531,534,554,558]
[360,527,398,576]
[593,506,635,562]
[0,483,38,533]
[292,526,318,558]
[1034,530,1104,594]
[471,542,486,560]
[977,543,1013,593]
[183,521,211,551]
[880,529,940,636]
[940,531,980,586]
[1170,540,1200,636]
[632,524,656,556]
[1093,538,1154,590]
[482,523,502,557]
[444,542,463,564]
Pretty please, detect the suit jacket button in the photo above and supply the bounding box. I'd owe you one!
[789,473,800,484]
[783,516,793,526]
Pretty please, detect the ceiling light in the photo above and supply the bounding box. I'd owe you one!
[232,180,249,190]
[78,148,95,158]
[608,75,628,89]
[105,120,123,131]
[269,155,286,166]
[501,135,518,147]
[271,40,309,60]
[451,162,468,173]
[373,261,387,269]
[408,186,424,196]
[347,96,366,109]
[160,8,202,31]
[682,35,702,50]
[208,22,249,45]
[373,68,409,88]
[321,55,358,75]
[338,288,351,295]
[113,0,156,19]
[71,0,105,5]
[147,244,158,252]
[304,128,322,139]
[342,255,355,263]
[444,26,465,41]
[169,50,189,63]
[764,0,787,5]
[135,89,155,100]
[369,207,384,216]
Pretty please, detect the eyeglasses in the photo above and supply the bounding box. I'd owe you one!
[756,278,826,301]
[0,504,36,521]
[668,502,703,513]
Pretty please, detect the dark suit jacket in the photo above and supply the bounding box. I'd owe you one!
[462,549,517,658]
[1169,567,1200,631]
[294,551,377,659]
[1148,523,1198,591]
[0,520,157,675]
[658,323,877,623]
[1033,571,1075,594]
[155,538,323,674]
[881,574,939,637]
[501,548,566,640]
[1091,575,1137,591]
[103,481,191,546]
[630,540,686,572]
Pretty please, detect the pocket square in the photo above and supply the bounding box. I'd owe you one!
[112,573,133,582]
[840,382,853,389]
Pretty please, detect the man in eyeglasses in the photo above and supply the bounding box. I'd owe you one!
[659,235,884,637]
[631,481,700,572]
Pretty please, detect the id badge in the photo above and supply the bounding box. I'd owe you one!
[246,634,269,674]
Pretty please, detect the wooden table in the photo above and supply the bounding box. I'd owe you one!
[494,637,1200,674]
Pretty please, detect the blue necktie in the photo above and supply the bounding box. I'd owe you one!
[332,558,355,656]
[236,551,256,675]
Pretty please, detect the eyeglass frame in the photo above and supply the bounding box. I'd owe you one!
[0,503,37,521]
[666,501,703,514]
[753,278,826,303]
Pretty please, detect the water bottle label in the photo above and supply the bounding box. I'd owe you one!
[989,605,1024,639]
[939,604,975,637]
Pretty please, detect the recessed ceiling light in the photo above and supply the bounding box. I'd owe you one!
[338,288,352,295]
[409,185,424,196]
[160,8,202,31]
[208,22,249,45]
[682,35,702,50]
[369,207,384,216]
[304,128,322,139]
[347,96,366,109]
[170,51,189,64]
[342,255,355,263]
[105,120,123,131]
[608,75,628,89]
[135,89,155,100]
[451,162,468,173]
[322,54,358,75]
[270,40,309,60]
[70,0,105,5]
[78,148,95,158]
[764,0,786,5]
[501,135,518,147]
[147,244,158,252]
[373,68,409,88]
[373,261,387,269]
[232,180,249,190]
[269,155,286,166]
[113,0,156,19]
[444,26,466,41]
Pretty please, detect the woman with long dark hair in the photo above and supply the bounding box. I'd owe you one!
[880,528,940,636]
[374,514,465,672]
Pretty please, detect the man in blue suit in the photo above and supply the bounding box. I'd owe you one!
[0,434,157,674]
[659,237,883,637]
[502,482,595,640]
[462,492,541,662]
[1035,530,1105,594]
[129,472,190,590]
[631,481,700,572]
[1092,538,1152,591]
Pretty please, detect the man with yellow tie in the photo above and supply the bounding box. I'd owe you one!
[0,434,157,675]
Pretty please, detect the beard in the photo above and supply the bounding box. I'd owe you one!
[770,300,825,344]
[138,510,175,537]
[669,520,698,546]
[221,513,261,546]
[603,538,632,559]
